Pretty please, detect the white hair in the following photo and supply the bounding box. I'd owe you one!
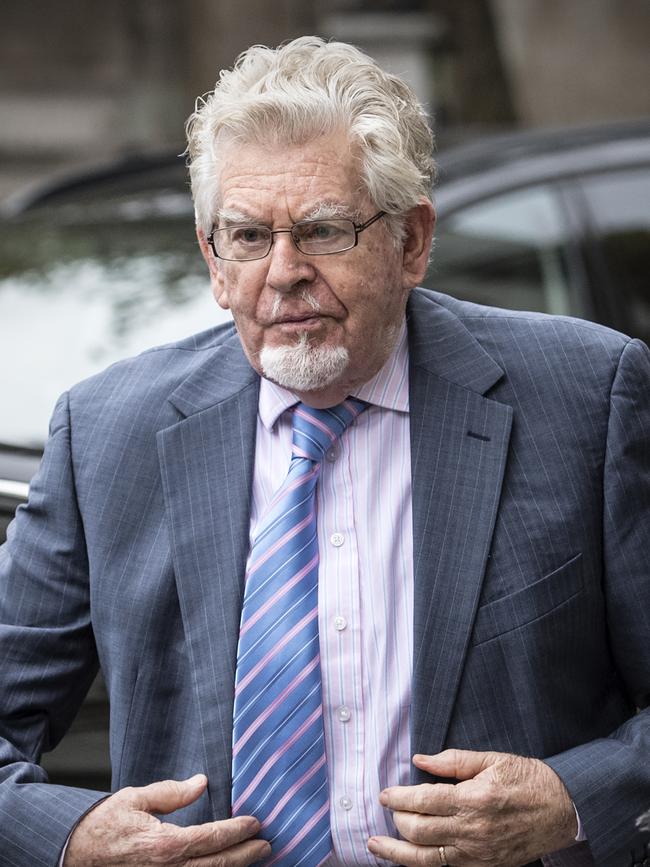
[185,36,435,240]
[259,334,350,392]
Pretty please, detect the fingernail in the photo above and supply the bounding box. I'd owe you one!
[379,790,389,806]
[368,837,378,853]
[243,815,260,832]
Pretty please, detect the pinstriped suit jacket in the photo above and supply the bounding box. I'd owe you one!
[0,288,648,867]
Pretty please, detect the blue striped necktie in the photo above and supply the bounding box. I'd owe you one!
[231,397,367,867]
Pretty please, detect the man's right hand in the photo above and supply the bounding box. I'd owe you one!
[64,773,271,866]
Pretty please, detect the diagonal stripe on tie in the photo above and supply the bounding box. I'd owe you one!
[231,397,367,866]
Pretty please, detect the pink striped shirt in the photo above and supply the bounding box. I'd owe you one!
[250,324,413,866]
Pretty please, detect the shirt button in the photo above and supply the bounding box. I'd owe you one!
[339,795,353,810]
[325,445,339,462]
[334,615,347,631]
[330,532,345,547]
[337,705,351,722]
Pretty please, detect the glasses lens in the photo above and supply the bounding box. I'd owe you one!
[215,226,272,260]
[293,219,356,254]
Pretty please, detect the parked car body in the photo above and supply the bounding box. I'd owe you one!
[429,121,650,342]
[1,121,649,788]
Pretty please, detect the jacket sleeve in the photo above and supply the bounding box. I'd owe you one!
[0,392,107,866]
[544,338,650,867]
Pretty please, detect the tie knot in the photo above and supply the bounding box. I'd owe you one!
[291,398,367,462]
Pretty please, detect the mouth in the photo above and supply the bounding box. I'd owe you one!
[273,312,322,324]
[269,312,327,332]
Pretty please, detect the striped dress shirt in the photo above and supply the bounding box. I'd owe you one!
[250,323,413,866]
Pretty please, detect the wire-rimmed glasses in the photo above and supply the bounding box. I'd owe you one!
[206,211,386,261]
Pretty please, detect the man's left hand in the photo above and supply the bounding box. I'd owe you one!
[368,749,578,867]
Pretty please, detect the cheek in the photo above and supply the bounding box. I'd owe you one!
[222,273,271,331]
[214,264,251,313]
[351,281,376,316]
[350,275,397,318]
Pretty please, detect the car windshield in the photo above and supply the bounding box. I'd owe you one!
[0,199,229,449]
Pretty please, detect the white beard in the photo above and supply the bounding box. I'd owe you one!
[259,333,349,392]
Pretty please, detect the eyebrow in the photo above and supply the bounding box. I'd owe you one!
[215,208,257,226]
[216,202,359,227]
[302,202,358,222]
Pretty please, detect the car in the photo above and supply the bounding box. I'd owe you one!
[429,120,650,343]
[1,120,649,789]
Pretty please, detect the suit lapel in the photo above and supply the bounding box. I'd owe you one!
[157,330,258,819]
[407,291,513,776]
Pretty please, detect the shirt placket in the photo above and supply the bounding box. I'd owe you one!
[318,430,370,865]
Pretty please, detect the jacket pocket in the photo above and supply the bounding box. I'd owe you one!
[471,552,583,646]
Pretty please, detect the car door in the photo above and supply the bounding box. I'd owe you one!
[577,166,650,344]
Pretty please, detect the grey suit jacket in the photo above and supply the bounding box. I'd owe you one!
[1,289,649,867]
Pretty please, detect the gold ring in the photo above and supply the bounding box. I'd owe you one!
[438,844,448,866]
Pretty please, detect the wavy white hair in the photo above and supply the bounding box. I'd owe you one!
[185,36,435,239]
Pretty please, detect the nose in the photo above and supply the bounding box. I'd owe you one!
[265,232,317,294]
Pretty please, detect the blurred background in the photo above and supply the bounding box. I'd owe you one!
[1,0,650,199]
[1,0,649,792]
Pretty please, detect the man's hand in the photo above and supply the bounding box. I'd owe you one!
[367,749,578,867]
[64,773,271,866]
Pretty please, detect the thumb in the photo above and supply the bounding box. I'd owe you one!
[413,749,499,781]
[127,773,208,814]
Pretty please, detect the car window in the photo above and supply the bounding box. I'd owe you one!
[580,168,650,344]
[0,215,228,448]
[427,185,578,317]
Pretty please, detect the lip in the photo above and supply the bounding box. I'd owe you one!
[273,313,322,324]
[273,316,324,332]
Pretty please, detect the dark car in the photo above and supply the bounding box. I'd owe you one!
[429,121,650,343]
[1,121,649,788]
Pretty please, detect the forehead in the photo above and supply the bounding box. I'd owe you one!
[217,133,366,219]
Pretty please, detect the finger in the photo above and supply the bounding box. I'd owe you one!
[413,749,499,781]
[391,810,454,846]
[126,774,208,814]
[368,834,454,867]
[173,815,264,858]
[379,782,459,816]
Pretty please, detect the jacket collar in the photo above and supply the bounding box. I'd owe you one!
[407,288,504,395]
[167,326,258,418]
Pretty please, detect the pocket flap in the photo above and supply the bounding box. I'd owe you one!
[472,552,583,646]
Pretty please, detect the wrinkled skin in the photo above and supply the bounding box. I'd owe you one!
[367,750,578,867]
[64,775,270,866]
[197,131,435,408]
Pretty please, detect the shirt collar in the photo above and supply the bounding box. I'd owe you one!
[257,320,409,431]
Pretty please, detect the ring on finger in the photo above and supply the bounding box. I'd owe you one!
[438,844,448,866]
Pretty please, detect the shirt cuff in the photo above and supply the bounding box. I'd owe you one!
[58,830,72,866]
[573,802,586,842]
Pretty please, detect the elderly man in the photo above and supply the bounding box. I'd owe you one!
[0,36,649,867]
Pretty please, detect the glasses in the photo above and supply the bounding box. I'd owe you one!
[207,210,386,261]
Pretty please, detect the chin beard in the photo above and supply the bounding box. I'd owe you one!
[259,333,350,392]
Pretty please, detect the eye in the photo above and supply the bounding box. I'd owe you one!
[298,221,343,242]
[231,226,267,245]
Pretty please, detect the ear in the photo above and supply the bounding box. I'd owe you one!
[400,198,436,291]
[196,226,231,310]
